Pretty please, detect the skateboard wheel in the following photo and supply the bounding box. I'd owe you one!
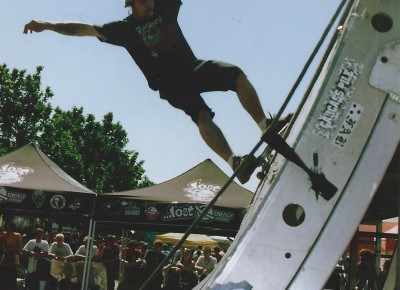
[256,172,265,180]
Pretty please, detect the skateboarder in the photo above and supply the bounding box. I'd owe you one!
[23,0,280,184]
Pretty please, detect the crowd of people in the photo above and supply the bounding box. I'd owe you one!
[114,239,226,290]
[0,222,227,290]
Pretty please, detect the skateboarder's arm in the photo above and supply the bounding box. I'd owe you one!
[23,20,102,37]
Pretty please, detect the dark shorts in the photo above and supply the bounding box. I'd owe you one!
[159,60,243,123]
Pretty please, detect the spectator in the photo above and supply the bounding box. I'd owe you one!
[49,233,74,261]
[173,247,184,266]
[213,247,223,263]
[192,246,203,260]
[97,247,119,290]
[74,236,98,261]
[356,249,380,290]
[162,243,170,257]
[0,225,4,260]
[380,259,391,285]
[118,240,146,290]
[22,228,50,290]
[176,248,198,290]
[143,240,166,290]
[98,235,119,259]
[0,252,19,290]
[195,247,217,282]
[2,223,22,263]
[193,250,202,263]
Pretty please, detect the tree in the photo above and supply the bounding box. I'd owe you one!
[0,64,153,192]
[40,107,153,193]
[0,64,52,155]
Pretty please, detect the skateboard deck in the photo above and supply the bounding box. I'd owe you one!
[256,123,290,181]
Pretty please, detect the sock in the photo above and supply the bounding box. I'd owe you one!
[227,154,235,169]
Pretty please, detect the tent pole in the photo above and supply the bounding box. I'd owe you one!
[396,207,400,290]
[119,228,128,283]
[81,219,96,290]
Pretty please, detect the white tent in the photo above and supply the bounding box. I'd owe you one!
[156,232,218,248]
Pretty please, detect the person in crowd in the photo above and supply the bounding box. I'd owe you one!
[195,246,217,282]
[57,262,74,290]
[22,228,50,290]
[0,252,19,290]
[213,246,223,263]
[143,239,166,290]
[74,236,98,261]
[96,246,120,290]
[2,223,22,263]
[0,226,4,261]
[176,248,198,290]
[173,246,184,266]
[380,259,391,285]
[193,250,202,263]
[356,249,380,290]
[98,235,120,260]
[118,240,146,290]
[192,245,203,260]
[162,243,171,257]
[48,233,74,261]
[139,241,149,256]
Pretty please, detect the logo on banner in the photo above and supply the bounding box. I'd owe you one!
[144,204,160,221]
[0,187,26,204]
[69,199,82,211]
[183,179,221,202]
[0,187,8,203]
[50,194,66,209]
[162,203,234,223]
[32,190,46,209]
[0,163,34,185]
[103,201,141,216]
[123,202,140,216]
[103,202,125,216]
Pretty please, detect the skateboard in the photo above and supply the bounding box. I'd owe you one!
[256,123,289,181]
[237,115,293,185]
[241,116,337,201]
[236,123,290,185]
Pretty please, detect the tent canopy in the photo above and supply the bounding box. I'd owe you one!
[99,159,253,208]
[94,159,254,235]
[0,143,95,219]
[156,233,218,248]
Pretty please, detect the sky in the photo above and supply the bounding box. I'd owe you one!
[2,0,343,192]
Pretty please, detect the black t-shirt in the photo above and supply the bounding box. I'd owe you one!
[0,263,17,290]
[144,249,166,283]
[95,0,196,90]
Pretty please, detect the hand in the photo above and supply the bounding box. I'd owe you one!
[23,20,47,34]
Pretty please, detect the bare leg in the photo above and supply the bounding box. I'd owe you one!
[197,109,233,161]
[236,73,266,124]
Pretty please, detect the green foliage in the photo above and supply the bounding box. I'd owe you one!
[0,64,52,155]
[39,107,153,193]
[0,64,153,192]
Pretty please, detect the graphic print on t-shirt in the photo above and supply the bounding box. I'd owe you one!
[135,16,176,53]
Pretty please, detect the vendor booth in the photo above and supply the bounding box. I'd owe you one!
[94,159,254,236]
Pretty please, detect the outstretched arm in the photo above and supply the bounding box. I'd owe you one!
[23,20,102,37]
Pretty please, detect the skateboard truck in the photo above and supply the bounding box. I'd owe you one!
[261,129,337,201]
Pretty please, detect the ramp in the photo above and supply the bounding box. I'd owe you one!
[197,0,400,289]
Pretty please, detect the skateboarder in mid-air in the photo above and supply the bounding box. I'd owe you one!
[24,0,286,184]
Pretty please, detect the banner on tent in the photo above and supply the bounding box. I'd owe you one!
[93,197,246,234]
[0,186,95,217]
